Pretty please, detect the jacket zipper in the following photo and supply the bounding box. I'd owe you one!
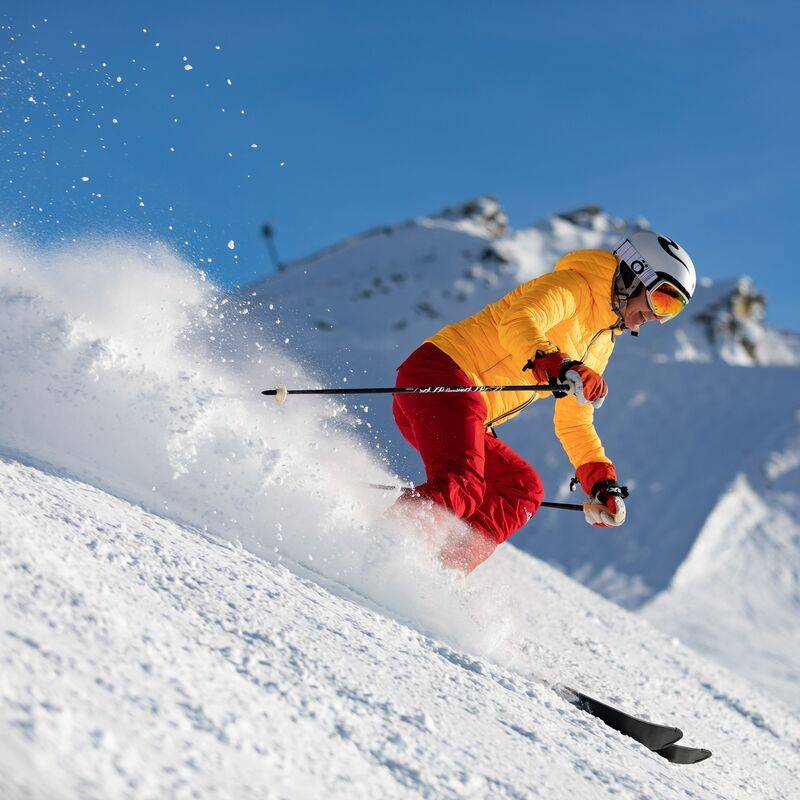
[483,319,624,431]
[579,320,624,362]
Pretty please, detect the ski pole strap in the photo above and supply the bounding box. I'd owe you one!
[263,383,570,402]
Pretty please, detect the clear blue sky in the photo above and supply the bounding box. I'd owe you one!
[2,1,798,328]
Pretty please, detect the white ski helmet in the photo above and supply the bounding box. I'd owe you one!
[613,231,696,314]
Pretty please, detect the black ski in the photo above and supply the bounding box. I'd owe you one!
[564,688,712,763]
[655,743,713,765]
[565,687,684,751]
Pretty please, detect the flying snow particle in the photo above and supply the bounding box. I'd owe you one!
[227,240,235,250]
[280,161,285,167]
[226,78,232,86]
[184,64,193,71]
[250,143,258,149]
[112,118,118,124]
[116,76,122,83]
[81,176,89,182]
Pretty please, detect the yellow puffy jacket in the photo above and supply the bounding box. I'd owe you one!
[426,249,621,470]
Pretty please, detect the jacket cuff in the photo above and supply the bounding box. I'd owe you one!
[576,461,617,497]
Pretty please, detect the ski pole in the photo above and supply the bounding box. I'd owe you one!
[539,501,583,512]
[367,483,582,512]
[263,383,569,403]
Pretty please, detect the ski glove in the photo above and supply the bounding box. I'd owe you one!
[562,363,607,408]
[576,461,628,528]
[524,351,570,397]
[524,351,608,408]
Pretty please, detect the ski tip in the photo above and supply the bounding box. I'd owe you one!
[656,744,713,765]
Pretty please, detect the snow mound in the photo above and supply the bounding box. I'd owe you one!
[644,474,800,706]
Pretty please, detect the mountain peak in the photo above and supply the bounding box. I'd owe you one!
[431,195,509,239]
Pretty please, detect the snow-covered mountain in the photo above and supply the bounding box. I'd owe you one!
[247,198,800,370]
[2,221,799,797]
[244,198,800,703]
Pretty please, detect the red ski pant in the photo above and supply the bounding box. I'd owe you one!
[392,343,543,571]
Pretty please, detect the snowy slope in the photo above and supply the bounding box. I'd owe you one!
[4,454,800,799]
[242,200,800,703]
[644,473,800,706]
[2,231,800,797]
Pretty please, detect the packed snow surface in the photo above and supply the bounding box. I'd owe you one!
[2,234,800,797]
[3,452,800,798]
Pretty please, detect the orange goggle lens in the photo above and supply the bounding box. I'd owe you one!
[647,282,688,319]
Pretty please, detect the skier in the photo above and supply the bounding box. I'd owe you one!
[393,230,696,571]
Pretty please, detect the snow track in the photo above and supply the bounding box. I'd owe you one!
[3,454,799,799]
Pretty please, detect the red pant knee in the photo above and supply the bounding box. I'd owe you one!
[414,471,485,519]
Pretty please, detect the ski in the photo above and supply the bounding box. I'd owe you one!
[564,687,712,763]
[655,743,713,765]
[564,687,684,752]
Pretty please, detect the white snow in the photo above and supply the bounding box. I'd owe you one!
[2,212,800,796]
[4,456,800,799]
[644,474,800,706]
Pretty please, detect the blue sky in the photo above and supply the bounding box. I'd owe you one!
[2,1,798,328]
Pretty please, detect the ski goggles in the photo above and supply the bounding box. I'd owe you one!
[645,279,689,321]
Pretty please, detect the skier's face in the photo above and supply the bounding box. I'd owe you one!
[623,289,658,332]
